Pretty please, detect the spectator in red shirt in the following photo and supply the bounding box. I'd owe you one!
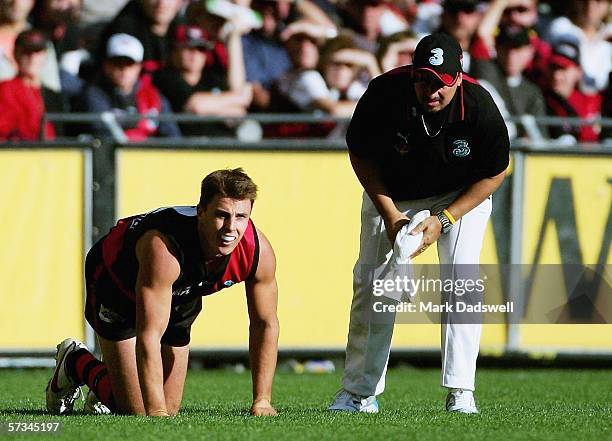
[543,39,602,143]
[0,29,63,141]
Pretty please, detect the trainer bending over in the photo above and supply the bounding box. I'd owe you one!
[329,33,509,414]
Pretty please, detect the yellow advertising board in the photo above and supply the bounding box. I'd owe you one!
[1,149,607,354]
[0,150,85,348]
[519,155,612,351]
[116,150,506,351]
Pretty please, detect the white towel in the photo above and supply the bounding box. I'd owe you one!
[382,209,430,302]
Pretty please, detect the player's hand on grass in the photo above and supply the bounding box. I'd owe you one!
[383,212,410,245]
[409,215,442,258]
[250,398,278,416]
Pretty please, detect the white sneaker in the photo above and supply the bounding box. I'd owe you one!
[45,338,86,415]
[446,389,479,414]
[328,389,379,413]
[83,389,111,415]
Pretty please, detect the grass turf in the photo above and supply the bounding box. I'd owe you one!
[0,368,610,440]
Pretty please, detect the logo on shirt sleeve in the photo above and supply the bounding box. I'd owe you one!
[452,139,471,157]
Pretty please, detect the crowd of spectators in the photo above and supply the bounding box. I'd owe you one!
[0,0,609,143]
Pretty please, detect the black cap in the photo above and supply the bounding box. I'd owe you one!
[14,29,48,54]
[412,33,463,86]
[550,39,580,69]
[495,25,531,48]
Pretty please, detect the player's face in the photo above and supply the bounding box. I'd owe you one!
[197,196,252,258]
[414,73,461,113]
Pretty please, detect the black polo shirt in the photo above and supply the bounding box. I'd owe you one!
[346,66,510,201]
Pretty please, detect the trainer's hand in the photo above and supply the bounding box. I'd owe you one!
[409,216,442,258]
[250,399,278,417]
[383,212,410,245]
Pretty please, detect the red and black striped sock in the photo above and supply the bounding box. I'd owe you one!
[65,348,116,410]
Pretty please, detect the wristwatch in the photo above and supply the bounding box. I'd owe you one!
[436,212,453,234]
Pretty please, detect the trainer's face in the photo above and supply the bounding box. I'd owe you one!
[197,196,252,258]
[414,73,461,113]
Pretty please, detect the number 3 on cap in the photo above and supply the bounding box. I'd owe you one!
[429,48,444,66]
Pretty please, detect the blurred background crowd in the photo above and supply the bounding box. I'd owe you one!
[0,0,609,143]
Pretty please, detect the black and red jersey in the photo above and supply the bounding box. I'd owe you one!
[97,206,259,301]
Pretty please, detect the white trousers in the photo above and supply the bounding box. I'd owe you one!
[342,191,492,396]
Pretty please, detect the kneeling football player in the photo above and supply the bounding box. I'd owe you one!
[46,168,279,417]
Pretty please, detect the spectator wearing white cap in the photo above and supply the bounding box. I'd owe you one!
[80,33,180,140]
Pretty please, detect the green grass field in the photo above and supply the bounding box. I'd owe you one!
[0,368,610,440]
